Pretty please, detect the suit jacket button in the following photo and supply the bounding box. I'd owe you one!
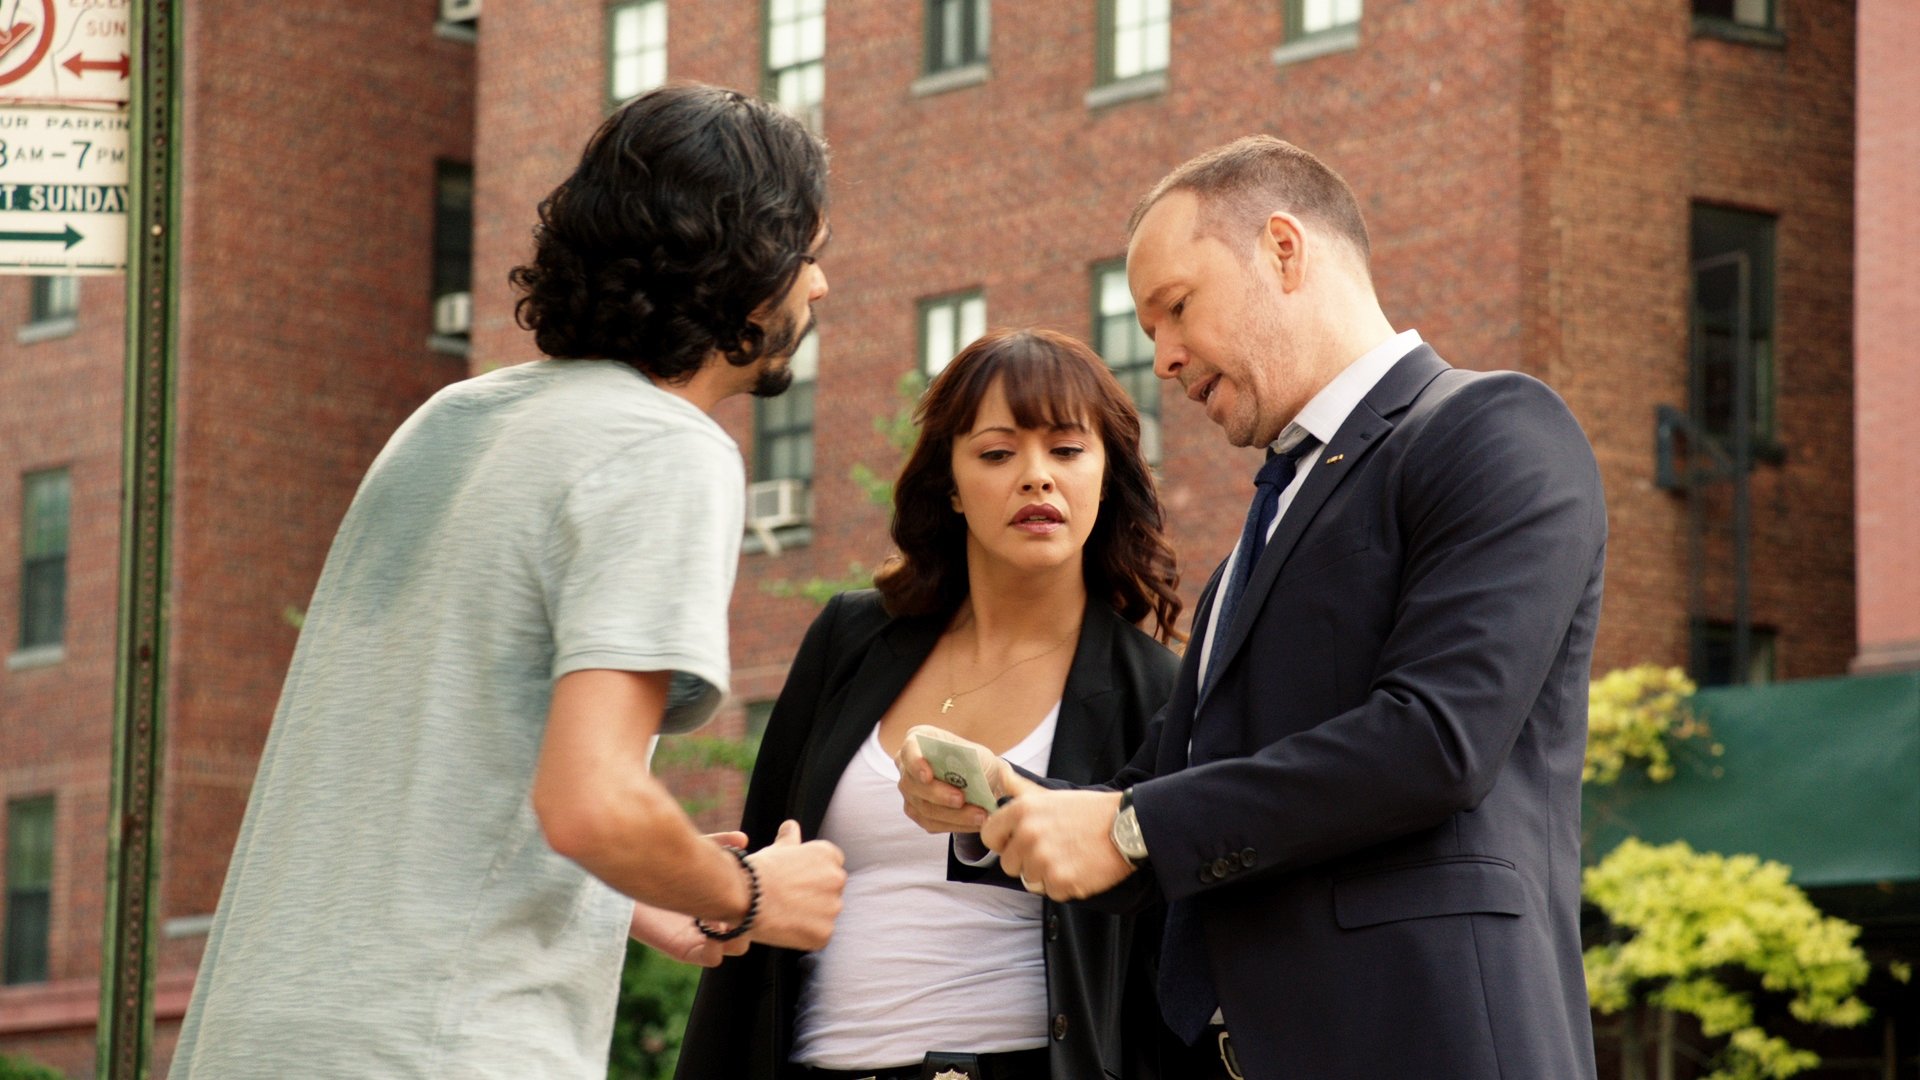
[1212,857,1233,879]
[1046,913,1060,941]
[1240,848,1256,868]
[1198,865,1216,883]
[1053,1014,1070,1040]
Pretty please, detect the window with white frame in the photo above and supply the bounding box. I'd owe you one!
[766,0,826,130]
[919,291,986,376]
[1100,0,1169,84]
[3,795,54,985]
[1093,262,1161,464]
[926,0,988,74]
[1289,0,1361,39]
[754,331,818,485]
[1693,0,1777,32]
[431,161,473,343]
[609,0,668,104]
[27,277,77,326]
[19,469,70,653]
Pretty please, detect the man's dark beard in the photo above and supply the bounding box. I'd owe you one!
[751,311,816,398]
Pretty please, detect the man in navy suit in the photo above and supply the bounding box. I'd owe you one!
[900,135,1605,1080]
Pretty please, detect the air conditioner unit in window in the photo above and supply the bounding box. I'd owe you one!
[433,291,472,336]
[746,478,809,554]
[441,0,480,24]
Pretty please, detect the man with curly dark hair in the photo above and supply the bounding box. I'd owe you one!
[172,84,846,1080]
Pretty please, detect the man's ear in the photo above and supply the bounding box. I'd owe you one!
[1264,211,1308,294]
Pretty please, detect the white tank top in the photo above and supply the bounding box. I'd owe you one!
[791,704,1060,1069]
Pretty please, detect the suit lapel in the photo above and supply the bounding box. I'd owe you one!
[1199,346,1450,709]
[792,615,941,834]
[1047,605,1119,783]
[1156,560,1227,754]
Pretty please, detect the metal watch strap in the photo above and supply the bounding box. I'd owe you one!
[1111,789,1149,865]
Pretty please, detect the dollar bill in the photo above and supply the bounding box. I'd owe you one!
[913,731,1000,814]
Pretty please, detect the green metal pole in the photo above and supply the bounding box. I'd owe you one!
[97,0,180,1076]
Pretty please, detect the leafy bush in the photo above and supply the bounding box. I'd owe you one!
[1584,839,1871,1080]
[1585,664,1719,785]
[607,940,703,1080]
[0,1054,67,1080]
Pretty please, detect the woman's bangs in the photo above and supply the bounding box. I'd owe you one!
[982,344,1105,435]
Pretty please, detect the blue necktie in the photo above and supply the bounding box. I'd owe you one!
[1202,439,1317,699]
[1160,437,1317,1044]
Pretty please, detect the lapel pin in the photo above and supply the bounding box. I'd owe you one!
[1324,453,1345,465]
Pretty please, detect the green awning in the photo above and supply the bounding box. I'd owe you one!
[1583,671,1920,887]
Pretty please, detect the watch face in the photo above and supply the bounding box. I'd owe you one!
[1113,806,1148,861]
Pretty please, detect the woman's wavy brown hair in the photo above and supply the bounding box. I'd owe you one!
[874,328,1185,644]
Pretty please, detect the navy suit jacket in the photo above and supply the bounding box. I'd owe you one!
[1104,346,1605,1080]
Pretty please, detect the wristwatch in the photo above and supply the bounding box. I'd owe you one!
[1109,790,1149,866]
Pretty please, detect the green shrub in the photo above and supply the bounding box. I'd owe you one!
[607,938,703,1080]
[0,1054,67,1080]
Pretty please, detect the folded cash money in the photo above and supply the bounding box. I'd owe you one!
[913,731,1000,814]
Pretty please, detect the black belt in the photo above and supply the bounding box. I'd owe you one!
[801,1047,1049,1080]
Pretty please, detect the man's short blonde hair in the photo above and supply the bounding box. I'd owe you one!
[1129,135,1372,264]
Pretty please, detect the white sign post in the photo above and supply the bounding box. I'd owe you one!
[0,106,127,271]
[1,0,131,273]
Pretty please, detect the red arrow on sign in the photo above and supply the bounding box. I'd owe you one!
[62,52,130,79]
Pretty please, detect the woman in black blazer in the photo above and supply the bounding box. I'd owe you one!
[675,329,1184,1080]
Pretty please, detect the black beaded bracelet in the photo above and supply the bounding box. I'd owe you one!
[694,845,759,942]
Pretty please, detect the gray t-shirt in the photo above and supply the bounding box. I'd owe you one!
[171,360,743,1079]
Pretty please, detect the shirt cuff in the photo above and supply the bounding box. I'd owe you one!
[952,833,999,867]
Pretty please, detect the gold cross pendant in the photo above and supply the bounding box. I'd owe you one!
[940,697,955,714]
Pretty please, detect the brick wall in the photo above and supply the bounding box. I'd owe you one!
[0,0,1866,1073]
[470,0,1855,723]
[0,1,474,1074]
[1538,0,1856,681]
[1854,0,1920,673]
[0,269,126,1077]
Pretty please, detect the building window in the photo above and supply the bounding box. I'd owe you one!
[1098,0,1169,84]
[766,0,826,130]
[3,796,54,985]
[1093,261,1161,464]
[925,0,988,74]
[1690,620,1777,687]
[434,0,480,38]
[430,162,474,344]
[28,276,78,325]
[19,469,70,652]
[1288,0,1361,39]
[754,331,818,486]
[1690,205,1777,451]
[609,0,668,104]
[1694,0,1777,32]
[919,291,986,377]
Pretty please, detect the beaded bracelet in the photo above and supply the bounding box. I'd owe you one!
[694,845,759,942]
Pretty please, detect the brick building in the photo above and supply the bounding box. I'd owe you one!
[0,2,475,1074]
[1854,0,1919,676]
[472,0,1856,758]
[0,0,1878,1075]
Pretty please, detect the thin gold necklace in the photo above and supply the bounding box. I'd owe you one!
[940,624,1075,715]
